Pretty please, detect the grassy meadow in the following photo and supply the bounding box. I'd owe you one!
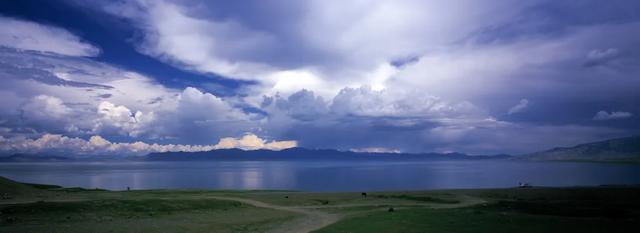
[1,176,638,233]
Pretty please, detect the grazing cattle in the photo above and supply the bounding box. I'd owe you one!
[361,192,367,198]
[388,207,395,212]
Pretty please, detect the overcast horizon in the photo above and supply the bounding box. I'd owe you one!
[1,0,639,157]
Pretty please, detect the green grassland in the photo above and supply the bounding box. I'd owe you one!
[1,176,639,233]
[314,188,640,233]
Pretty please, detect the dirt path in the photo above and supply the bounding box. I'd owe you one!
[210,196,341,233]
[210,195,486,233]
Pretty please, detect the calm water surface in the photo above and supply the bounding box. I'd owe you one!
[0,160,638,191]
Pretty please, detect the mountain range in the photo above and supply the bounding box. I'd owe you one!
[146,147,510,161]
[0,154,71,162]
[1,136,638,163]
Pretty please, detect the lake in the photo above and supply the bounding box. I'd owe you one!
[0,160,638,191]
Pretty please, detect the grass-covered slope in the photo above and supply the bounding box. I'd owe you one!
[523,135,640,163]
[0,176,42,196]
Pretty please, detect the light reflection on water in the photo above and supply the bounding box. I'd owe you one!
[0,160,638,191]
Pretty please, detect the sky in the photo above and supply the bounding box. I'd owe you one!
[0,0,638,157]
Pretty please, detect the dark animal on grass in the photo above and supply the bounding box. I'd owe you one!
[314,199,330,205]
[388,207,395,212]
[5,216,16,223]
[361,192,367,198]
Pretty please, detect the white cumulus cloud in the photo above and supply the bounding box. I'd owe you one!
[330,86,482,118]
[94,101,155,137]
[21,95,71,120]
[213,134,297,151]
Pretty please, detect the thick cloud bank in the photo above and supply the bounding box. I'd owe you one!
[0,1,639,156]
[0,133,296,156]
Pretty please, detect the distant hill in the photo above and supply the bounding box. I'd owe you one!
[523,136,640,163]
[146,147,511,161]
[0,176,38,195]
[0,154,71,162]
[0,176,63,201]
